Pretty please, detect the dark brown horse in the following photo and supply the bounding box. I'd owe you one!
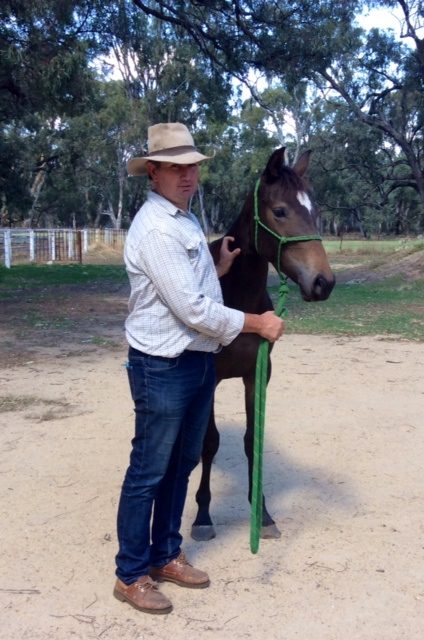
[191,147,335,541]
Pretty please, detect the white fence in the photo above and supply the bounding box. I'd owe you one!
[0,228,127,268]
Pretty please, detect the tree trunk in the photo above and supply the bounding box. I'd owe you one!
[28,156,47,226]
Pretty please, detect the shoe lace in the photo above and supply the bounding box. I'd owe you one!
[136,578,158,592]
[174,552,192,567]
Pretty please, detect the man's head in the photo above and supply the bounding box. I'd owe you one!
[127,123,212,210]
[146,160,200,211]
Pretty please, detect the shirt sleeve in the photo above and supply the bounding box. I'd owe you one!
[136,228,244,344]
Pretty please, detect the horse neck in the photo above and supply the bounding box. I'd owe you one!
[229,191,265,255]
[221,196,270,312]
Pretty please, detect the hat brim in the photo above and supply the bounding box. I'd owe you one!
[127,149,213,176]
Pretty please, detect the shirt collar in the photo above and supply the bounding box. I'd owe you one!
[147,190,187,217]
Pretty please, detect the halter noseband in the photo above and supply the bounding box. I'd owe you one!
[253,178,322,279]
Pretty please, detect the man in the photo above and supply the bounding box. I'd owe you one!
[114,123,284,615]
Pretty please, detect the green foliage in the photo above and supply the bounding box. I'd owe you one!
[130,1,362,83]
[0,2,240,228]
[0,0,103,224]
[1,0,423,234]
[0,0,101,121]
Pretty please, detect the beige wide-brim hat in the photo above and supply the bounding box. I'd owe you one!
[127,123,213,176]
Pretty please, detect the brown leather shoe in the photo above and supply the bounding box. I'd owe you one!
[149,552,210,589]
[113,576,173,614]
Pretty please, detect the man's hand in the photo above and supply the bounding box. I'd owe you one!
[215,236,241,278]
[242,311,285,343]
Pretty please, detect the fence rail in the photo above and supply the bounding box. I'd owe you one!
[0,228,127,268]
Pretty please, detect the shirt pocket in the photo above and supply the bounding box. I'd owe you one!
[185,238,201,263]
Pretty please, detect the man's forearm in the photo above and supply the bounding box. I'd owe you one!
[242,311,285,342]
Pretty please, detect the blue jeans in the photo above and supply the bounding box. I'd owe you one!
[115,347,215,584]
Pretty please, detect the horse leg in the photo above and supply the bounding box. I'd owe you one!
[244,374,281,539]
[191,406,219,541]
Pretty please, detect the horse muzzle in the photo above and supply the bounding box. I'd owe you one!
[301,273,336,302]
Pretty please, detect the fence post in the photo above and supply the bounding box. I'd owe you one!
[4,229,12,268]
[76,230,82,264]
[67,230,74,259]
[48,230,56,262]
[29,229,35,262]
[83,229,88,253]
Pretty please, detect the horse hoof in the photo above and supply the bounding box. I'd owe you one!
[261,523,281,539]
[191,525,216,541]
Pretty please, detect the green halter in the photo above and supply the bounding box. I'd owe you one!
[253,177,322,279]
[250,177,322,554]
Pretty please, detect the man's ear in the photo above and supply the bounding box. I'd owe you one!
[146,161,158,182]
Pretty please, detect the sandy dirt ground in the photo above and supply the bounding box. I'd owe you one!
[0,283,423,640]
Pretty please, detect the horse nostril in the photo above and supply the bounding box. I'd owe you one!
[312,274,335,300]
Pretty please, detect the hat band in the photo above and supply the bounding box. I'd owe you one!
[147,145,199,157]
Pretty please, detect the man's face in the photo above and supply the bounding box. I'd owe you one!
[147,161,200,210]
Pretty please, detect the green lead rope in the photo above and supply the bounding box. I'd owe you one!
[250,278,288,554]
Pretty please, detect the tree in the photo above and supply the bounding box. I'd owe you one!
[0,0,104,122]
[318,1,424,226]
[130,1,361,83]
[0,1,237,227]
[196,111,276,233]
[0,0,105,225]
[99,2,238,227]
[130,0,424,233]
[2,0,424,233]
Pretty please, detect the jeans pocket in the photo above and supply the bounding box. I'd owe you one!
[125,361,139,401]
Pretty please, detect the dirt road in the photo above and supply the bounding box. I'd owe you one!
[1,291,423,640]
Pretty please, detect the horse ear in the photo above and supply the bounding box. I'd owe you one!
[293,150,312,177]
[263,147,286,179]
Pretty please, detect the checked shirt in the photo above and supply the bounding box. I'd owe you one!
[124,191,244,357]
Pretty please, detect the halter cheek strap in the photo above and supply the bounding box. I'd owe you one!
[253,178,322,280]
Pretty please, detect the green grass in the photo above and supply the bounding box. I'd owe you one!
[16,310,74,331]
[270,278,424,341]
[80,336,121,347]
[1,262,423,342]
[323,237,424,254]
[0,263,127,294]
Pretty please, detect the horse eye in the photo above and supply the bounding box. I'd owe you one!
[272,207,287,219]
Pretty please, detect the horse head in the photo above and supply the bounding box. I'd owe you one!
[252,147,335,301]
